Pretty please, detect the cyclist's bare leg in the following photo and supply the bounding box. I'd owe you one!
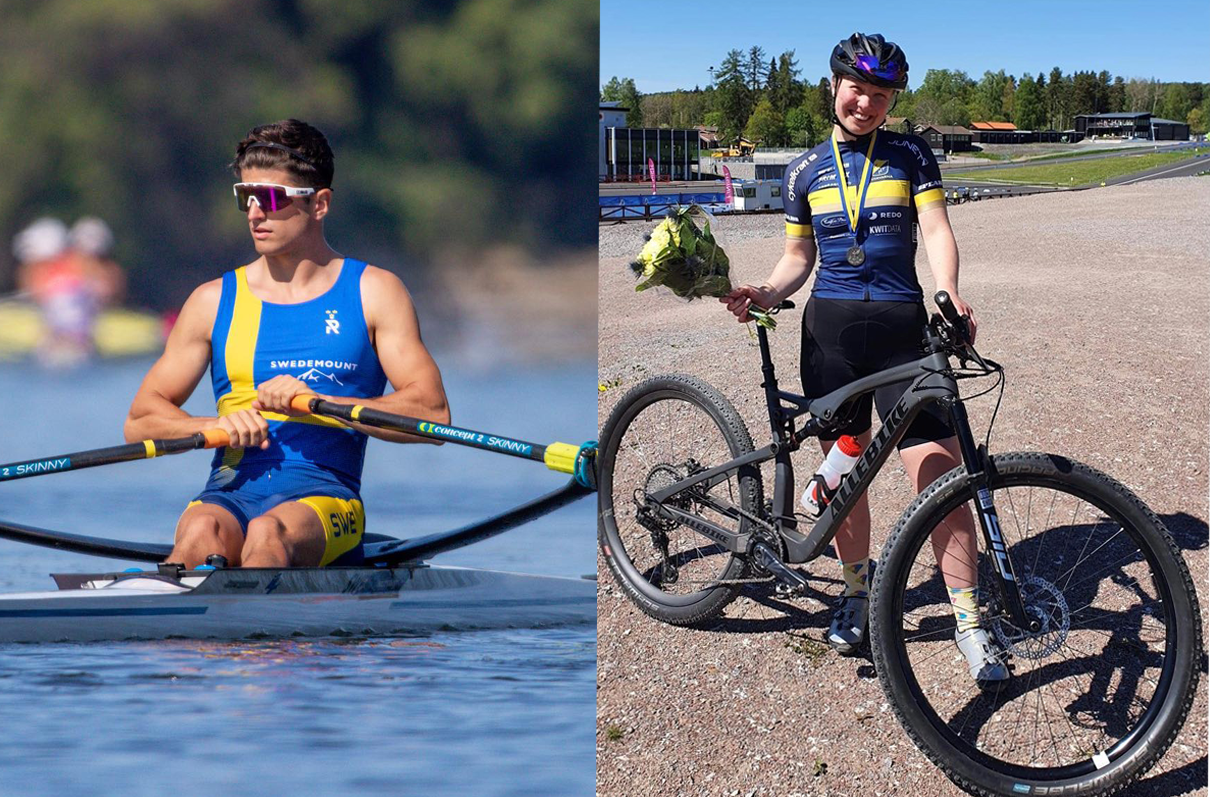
[899,437,978,588]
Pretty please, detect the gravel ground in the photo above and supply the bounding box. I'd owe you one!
[596,178,1209,797]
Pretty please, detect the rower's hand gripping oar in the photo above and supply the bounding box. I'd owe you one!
[289,396,597,490]
[0,429,231,483]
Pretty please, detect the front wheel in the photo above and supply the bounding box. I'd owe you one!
[870,452,1201,797]
[597,374,762,626]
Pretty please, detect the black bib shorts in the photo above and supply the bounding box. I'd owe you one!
[800,297,953,449]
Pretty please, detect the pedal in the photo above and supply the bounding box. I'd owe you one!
[752,542,809,596]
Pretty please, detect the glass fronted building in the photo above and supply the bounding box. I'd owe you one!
[602,127,701,181]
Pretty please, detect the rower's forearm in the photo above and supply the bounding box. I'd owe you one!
[314,391,451,444]
[124,398,216,442]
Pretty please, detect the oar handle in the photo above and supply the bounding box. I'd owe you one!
[0,428,231,484]
[200,428,230,449]
[288,395,595,484]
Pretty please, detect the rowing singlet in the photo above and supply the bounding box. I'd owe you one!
[208,258,387,492]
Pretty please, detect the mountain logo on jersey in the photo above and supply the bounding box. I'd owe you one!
[297,367,345,387]
[325,309,340,335]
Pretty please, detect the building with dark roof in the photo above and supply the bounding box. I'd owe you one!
[1074,112,1189,141]
[601,126,702,182]
[915,124,973,152]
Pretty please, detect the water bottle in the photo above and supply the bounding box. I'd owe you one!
[801,435,863,516]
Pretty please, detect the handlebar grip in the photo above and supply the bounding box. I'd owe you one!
[934,290,960,324]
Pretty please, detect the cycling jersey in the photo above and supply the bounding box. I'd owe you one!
[782,130,945,301]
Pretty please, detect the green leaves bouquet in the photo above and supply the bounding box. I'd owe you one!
[628,204,774,329]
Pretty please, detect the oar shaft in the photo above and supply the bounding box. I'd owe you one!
[0,429,229,483]
[292,397,582,474]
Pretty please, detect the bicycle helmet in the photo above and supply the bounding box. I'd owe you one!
[830,33,909,91]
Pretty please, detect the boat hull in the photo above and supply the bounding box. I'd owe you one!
[0,565,597,643]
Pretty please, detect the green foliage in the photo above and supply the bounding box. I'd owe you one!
[602,76,643,127]
[1013,74,1047,131]
[785,105,820,149]
[0,0,596,306]
[766,50,803,114]
[711,49,751,143]
[745,97,785,146]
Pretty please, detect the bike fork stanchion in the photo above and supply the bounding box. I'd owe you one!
[948,401,1037,631]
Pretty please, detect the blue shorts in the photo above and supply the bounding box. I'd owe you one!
[188,466,366,566]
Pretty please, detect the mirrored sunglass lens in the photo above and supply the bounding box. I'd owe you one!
[855,54,901,81]
[236,186,289,212]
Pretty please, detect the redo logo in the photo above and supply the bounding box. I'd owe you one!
[325,310,340,335]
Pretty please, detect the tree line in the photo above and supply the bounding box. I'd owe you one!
[1,0,595,309]
[602,47,1210,149]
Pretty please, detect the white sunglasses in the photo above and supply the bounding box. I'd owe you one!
[233,182,317,212]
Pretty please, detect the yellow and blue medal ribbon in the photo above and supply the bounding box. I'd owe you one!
[829,130,878,265]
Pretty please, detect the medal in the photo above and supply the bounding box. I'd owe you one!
[830,130,878,268]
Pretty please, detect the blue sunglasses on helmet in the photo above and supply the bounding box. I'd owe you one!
[854,54,906,84]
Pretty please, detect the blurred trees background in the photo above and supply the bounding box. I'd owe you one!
[617,46,1210,150]
[0,0,597,309]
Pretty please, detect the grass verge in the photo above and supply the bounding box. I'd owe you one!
[946,148,1207,186]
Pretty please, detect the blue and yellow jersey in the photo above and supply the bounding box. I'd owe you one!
[782,131,945,301]
[208,258,387,492]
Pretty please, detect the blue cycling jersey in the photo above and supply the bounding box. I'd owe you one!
[782,130,946,301]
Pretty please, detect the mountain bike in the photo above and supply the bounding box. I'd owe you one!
[597,292,1202,797]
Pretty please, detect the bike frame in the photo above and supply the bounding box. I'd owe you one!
[646,320,1036,629]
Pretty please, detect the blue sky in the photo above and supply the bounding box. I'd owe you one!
[601,0,1209,93]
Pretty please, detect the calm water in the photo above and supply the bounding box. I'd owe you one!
[0,355,596,796]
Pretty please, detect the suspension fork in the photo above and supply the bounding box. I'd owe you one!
[949,401,1039,632]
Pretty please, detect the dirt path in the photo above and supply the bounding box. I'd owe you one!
[596,178,1209,797]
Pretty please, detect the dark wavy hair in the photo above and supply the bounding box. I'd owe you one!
[230,119,335,189]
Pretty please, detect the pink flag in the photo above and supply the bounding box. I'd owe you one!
[648,158,657,195]
[722,165,734,206]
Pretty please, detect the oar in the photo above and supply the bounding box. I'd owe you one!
[290,396,596,487]
[0,429,230,484]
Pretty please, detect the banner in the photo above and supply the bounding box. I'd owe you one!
[648,158,657,195]
[722,165,734,207]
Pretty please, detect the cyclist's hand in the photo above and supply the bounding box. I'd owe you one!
[720,285,776,323]
[949,293,978,343]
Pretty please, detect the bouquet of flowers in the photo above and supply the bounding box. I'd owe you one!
[628,204,774,329]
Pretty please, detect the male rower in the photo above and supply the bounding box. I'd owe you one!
[125,119,449,569]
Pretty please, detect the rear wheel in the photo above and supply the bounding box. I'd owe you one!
[871,453,1201,797]
[597,375,761,625]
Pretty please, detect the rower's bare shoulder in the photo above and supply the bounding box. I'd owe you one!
[173,278,224,340]
[360,265,416,311]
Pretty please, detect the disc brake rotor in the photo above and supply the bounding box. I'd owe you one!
[991,575,1070,660]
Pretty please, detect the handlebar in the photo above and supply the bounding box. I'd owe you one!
[931,290,992,371]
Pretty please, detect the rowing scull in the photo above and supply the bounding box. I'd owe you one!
[0,562,595,644]
[0,402,599,643]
